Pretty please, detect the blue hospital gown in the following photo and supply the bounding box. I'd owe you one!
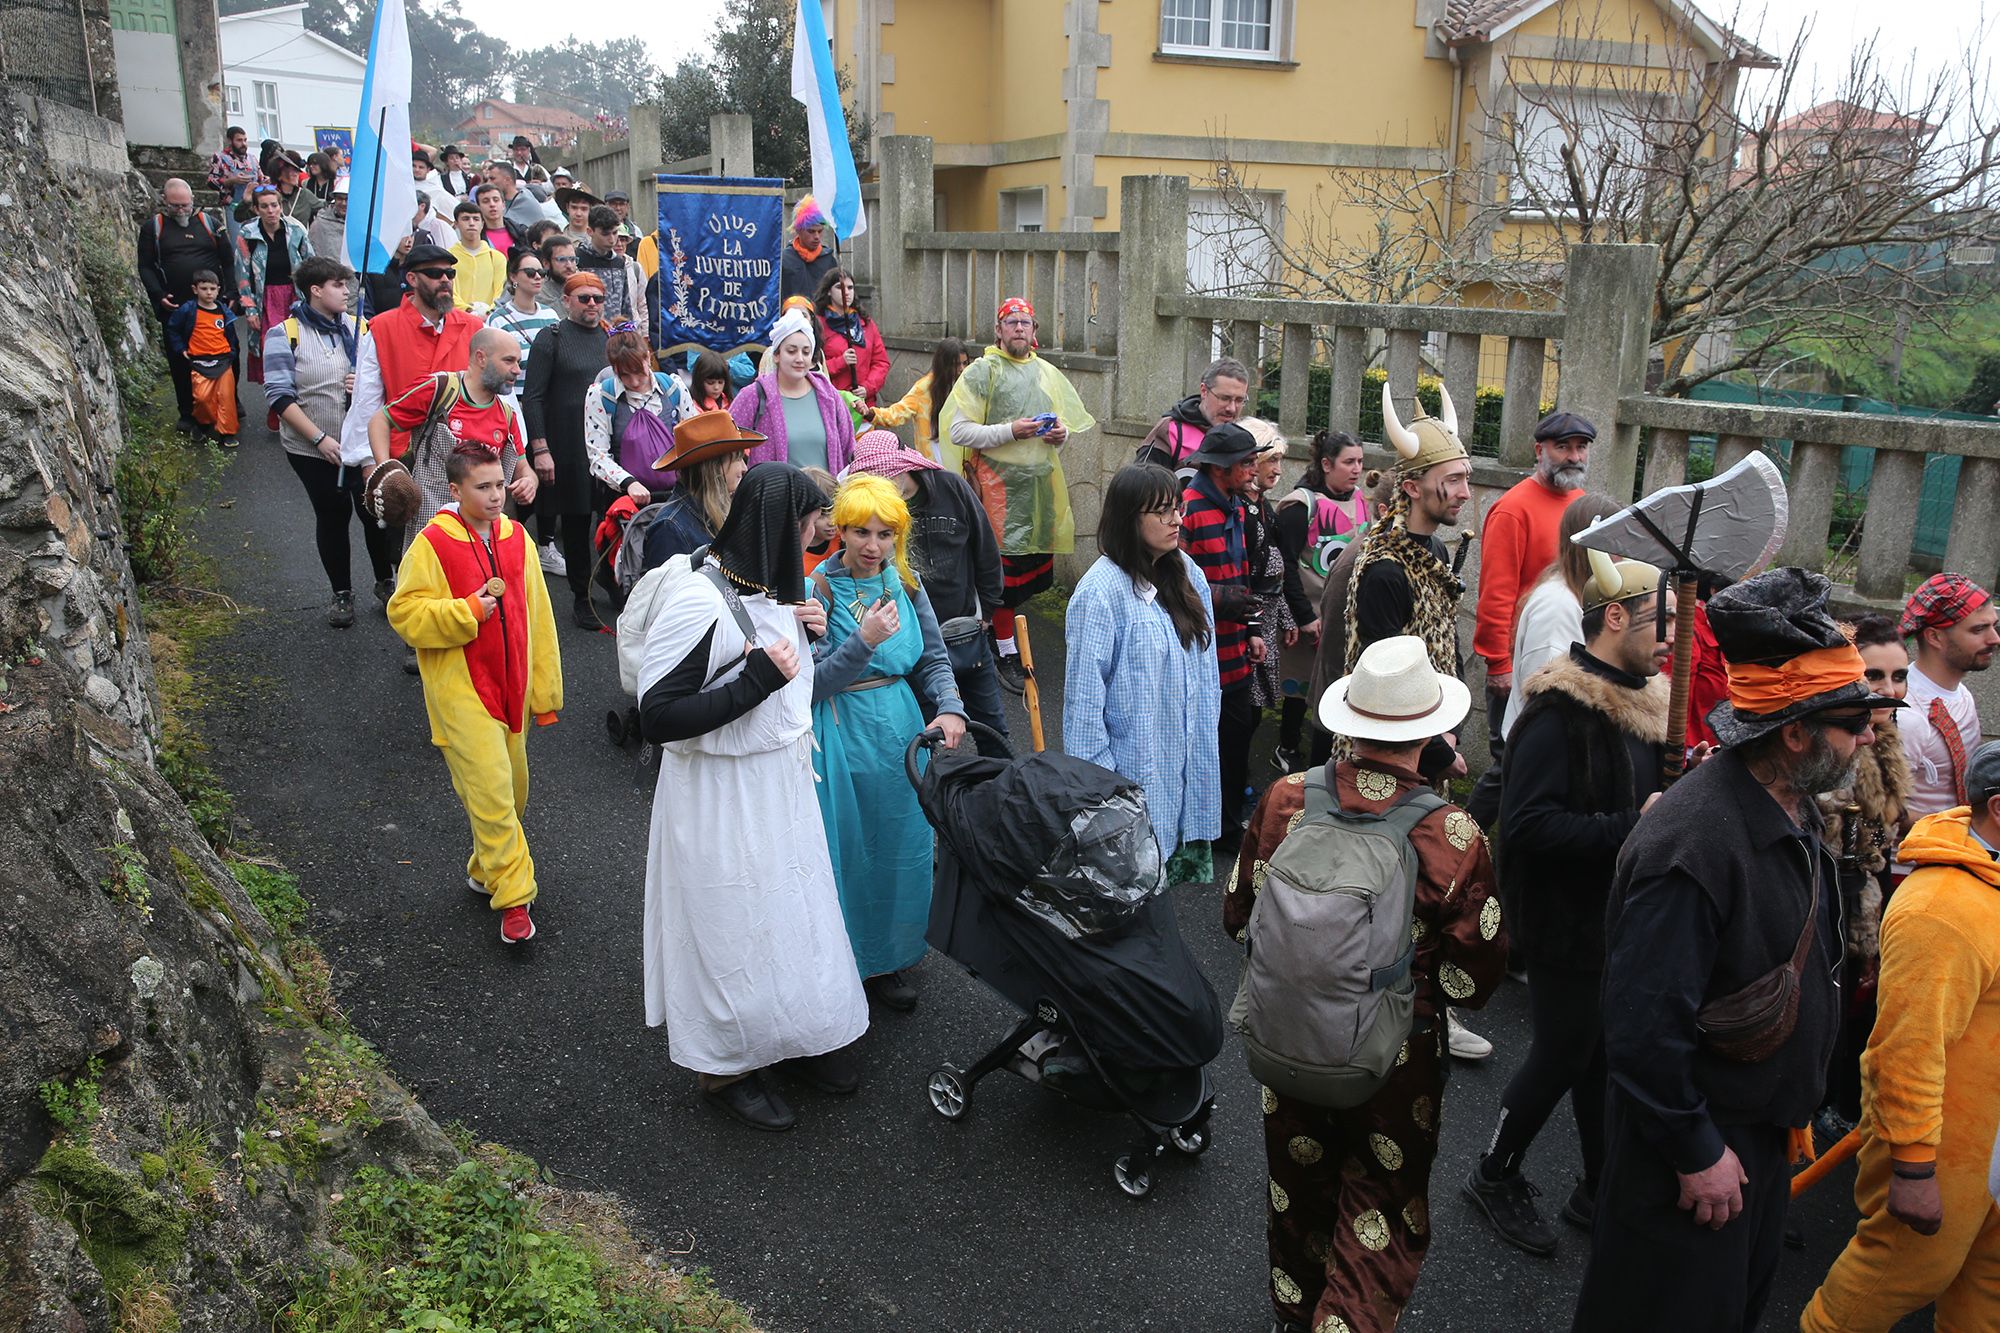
[1063,553,1223,856]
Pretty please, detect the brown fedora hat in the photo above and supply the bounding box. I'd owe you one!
[653,409,766,473]
[554,186,602,215]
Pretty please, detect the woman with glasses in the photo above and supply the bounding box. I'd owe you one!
[485,248,559,412]
[523,272,613,626]
[1815,611,1914,1140]
[235,183,314,382]
[1063,463,1222,885]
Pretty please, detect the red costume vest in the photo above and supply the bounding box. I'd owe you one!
[421,512,530,731]
[374,298,482,454]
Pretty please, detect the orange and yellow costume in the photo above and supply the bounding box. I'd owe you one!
[387,509,562,910]
[1801,806,2000,1332]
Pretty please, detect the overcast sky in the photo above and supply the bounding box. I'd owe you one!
[468,0,1992,115]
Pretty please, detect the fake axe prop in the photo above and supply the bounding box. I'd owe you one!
[1572,452,1788,783]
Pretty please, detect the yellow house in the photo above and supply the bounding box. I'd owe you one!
[829,0,1771,308]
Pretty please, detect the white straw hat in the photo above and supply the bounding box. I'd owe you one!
[1318,635,1472,743]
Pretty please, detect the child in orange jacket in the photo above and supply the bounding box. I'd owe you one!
[387,444,563,944]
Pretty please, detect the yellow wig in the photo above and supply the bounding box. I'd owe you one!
[831,473,918,590]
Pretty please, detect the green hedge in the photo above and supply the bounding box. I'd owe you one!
[1256,364,1527,458]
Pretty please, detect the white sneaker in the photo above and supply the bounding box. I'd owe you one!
[539,542,568,576]
[1447,1008,1493,1061]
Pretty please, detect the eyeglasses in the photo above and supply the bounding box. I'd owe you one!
[604,321,639,336]
[1205,390,1249,407]
[571,292,606,304]
[999,318,1034,330]
[1862,668,1909,686]
[411,267,456,281]
[1814,711,1874,735]
[1143,503,1185,519]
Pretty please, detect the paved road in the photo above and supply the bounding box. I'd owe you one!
[191,425,1922,1332]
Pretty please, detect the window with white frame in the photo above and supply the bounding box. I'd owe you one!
[226,85,242,115]
[1187,187,1280,294]
[1160,0,1281,60]
[253,81,280,142]
[999,187,1045,233]
[1510,90,1648,211]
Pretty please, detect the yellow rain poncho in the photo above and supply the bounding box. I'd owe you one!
[940,347,1096,555]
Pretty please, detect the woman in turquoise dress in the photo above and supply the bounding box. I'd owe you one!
[810,473,967,1011]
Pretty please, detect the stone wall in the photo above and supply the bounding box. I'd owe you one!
[0,90,158,756]
[0,89,459,1331]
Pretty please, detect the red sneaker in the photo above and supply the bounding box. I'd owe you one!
[499,905,535,944]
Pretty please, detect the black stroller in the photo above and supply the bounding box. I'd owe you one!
[906,723,1224,1198]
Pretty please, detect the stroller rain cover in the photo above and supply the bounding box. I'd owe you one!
[921,747,1225,1071]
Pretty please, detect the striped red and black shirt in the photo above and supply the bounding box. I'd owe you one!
[1182,473,1257,688]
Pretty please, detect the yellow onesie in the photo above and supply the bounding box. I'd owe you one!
[387,508,562,909]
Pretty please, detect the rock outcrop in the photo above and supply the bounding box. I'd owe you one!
[0,88,458,1331]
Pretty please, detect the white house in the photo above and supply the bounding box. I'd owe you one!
[218,4,365,156]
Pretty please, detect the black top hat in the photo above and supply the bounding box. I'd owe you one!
[1185,421,1258,468]
[1704,567,1906,746]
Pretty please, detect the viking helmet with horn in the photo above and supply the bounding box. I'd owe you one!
[1381,381,1468,476]
[1581,547,1664,612]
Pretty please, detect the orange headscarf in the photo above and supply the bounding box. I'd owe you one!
[1724,643,1866,716]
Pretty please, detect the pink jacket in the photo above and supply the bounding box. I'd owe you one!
[729,372,856,474]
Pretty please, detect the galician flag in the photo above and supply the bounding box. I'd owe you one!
[791,0,866,238]
[344,0,417,276]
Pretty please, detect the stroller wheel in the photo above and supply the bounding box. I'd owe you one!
[926,1067,969,1121]
[1168,1124,1211,1156]
[605,708,627,745]
[1112,1153,1153,1198]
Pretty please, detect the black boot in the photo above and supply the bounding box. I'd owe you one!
[703,1072,795,1132]
[864,970,918,1012]
[787,1045,861,1095]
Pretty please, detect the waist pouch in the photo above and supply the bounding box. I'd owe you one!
[938,615,989,673]
[1696,859,1818,1063]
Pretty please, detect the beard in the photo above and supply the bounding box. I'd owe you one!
[1543,461,1588,492]
[1790,725,1857,795]
[477,362,514,396]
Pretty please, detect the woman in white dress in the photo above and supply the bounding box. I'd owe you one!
[637,462,869,1132]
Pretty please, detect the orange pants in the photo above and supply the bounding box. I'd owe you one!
[190,361,239,435]
[1800,1129,2000,1332]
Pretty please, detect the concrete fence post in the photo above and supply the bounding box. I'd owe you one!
[1113,174,1189,423]
[1559,243,1659,499]
[623,104,662,220]
[873,136,934,342]
[709,112,754,178]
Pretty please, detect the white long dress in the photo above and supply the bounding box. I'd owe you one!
[637,557,869,1075]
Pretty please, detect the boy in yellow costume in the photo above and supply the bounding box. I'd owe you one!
[388,444,563,944]
[1801,738,2000,1332]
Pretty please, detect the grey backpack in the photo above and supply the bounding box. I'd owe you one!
[1231,769,1443,1108]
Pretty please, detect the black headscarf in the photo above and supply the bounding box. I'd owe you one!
[706,462,825,604]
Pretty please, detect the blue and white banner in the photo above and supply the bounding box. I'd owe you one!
[792,0,866,239]
[652,175,787,357]
[343,0,416,277]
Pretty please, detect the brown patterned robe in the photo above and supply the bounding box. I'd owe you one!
[1224,758,1508,1333]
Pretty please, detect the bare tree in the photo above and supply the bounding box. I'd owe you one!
[1195,1,1998,396]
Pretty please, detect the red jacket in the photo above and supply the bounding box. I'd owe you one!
[818,312,890,405]
[374,298,484,455]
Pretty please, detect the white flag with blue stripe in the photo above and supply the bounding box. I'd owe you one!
[791,0,866,239]
[344,0,417,276]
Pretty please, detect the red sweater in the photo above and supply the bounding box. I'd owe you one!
[373,298,484,455]
[1474,475,1580,676]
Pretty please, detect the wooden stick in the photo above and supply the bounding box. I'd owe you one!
[1790,1128,1862,1198]
[1662,572,1701,785]
[1016,615,1046,753]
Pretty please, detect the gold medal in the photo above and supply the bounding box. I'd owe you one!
[484,577,506,599]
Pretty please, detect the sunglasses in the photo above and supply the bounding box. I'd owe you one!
[410,267,456,280]
[570,292,606,304]
[1814,711,1874,735]
[604,321,640,336]
[1862,668,1909,686]
[517,266,546,278]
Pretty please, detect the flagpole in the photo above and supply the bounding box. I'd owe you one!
[359,105,387,295]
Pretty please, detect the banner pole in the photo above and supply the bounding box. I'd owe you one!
[358,105,387,292]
